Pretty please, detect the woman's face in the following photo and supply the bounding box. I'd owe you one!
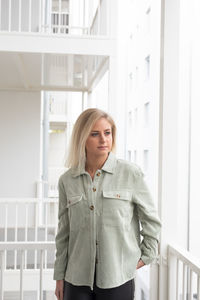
[85,118,113,158]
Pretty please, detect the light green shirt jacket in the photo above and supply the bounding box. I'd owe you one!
[53,152,161,290]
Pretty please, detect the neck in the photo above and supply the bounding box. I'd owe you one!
[85,153,109,173]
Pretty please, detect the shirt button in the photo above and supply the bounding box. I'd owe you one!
[90,205,94,210]
[96,172,101,177]
[93,187,96,192]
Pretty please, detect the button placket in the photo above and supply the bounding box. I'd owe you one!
[92,175,99,268]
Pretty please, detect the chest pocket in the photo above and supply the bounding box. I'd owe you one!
[67,194,86,231]
[102,190,133,227]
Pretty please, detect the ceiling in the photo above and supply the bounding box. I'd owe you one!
[0,52,108,92]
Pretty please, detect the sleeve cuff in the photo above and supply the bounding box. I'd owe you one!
[53,271,65,281]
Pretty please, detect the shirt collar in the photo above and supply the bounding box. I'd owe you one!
[71,151,117,178]
[101,151,117,174]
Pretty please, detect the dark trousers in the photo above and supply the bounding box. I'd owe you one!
[63,277,135,300]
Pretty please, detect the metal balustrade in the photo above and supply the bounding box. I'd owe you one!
[0,0,110,36]
[0,198,58,269]
[0,242,56,300]
[0,198,58,300]
[168,244,200,300]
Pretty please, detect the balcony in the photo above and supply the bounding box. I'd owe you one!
[0,0,115,94]
[0,0,111,37]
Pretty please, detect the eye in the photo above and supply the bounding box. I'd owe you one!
[91,132,98,137]
[105,131,111,135]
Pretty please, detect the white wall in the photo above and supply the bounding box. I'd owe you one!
[124,1,161,299]
[189,0,200,258]
[0,91,41,197]
[49,131,66,167]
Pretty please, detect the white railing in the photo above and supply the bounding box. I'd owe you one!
[0,198,58,239]
[0,242,56,300]
[0,198,58,299]
[168,244,200,300]
[0,198,58,273]
[0,0,110,36]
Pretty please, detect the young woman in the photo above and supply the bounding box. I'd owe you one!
[54,108,161,300]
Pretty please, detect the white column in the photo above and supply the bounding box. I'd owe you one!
[108,54,126,159]
[108,0,128,159]
[189,0,200,259]
[87,91,95,108]
[158,0,191,299]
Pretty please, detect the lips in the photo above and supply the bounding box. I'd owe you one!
[98,146,108,149]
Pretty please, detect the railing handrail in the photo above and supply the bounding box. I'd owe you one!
[0,241,55,251]
[168,243,200,275]
[0,197,58,204]
[0,30,111,39]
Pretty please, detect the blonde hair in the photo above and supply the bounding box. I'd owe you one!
[65,108,117,170]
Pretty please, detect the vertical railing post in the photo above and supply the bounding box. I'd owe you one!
[14,203,18,270]
[58,0,61,34]
[40,250,44,300]
[34,202,38,269]
[0,0,1,31]
[197,275,200,300]
[168,249,177,300]
[182,263,186,300]
[4,204,8,275]
[82,0,85,34]
[44,202,48,268]
[24,203,28,269]
[19,0,21,32]
[20,250,25,300]
[176,258,179,300]
[4,204,8,242]
[0,251,5,300]
[29,0,32,32]
[189,269,193,300]
[8,0,11,32]
[97,0,101,35]
[39,0,42,32]
[106,0,110,37]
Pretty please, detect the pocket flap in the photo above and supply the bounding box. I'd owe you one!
[103,190,132,201]
[67,194,83,207]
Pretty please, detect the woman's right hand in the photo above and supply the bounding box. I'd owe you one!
[55,280,64,300]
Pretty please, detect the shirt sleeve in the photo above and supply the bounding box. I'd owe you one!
[133,168,161,265]
[53,176,70,280]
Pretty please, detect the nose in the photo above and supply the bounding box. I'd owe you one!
[99,133,106,143]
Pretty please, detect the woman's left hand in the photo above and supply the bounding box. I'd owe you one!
[136,259,145,269]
